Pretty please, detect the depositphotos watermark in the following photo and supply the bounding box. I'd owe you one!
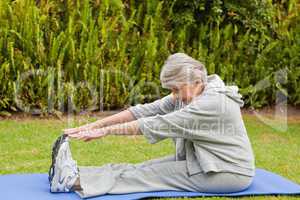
[13,68,162,126]
[12,68,288,132]
[249,69,288,132]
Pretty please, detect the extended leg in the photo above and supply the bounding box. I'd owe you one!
[107,154,176,171]
[74,154,176,198]
[75,158,252,199]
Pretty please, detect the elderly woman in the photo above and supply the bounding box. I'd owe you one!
[48,53,255,199]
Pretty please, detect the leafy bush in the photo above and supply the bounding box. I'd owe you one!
[0,0,299,114]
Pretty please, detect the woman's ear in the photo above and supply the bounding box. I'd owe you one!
[194,81,204,94]
[195,79,203,84]
[194,80,202,87]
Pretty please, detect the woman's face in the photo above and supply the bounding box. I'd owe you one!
[171,81,204,103]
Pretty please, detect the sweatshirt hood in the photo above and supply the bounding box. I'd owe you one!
[203,74,244,107]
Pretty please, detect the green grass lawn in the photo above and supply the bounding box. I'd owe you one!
[0,114,299,199]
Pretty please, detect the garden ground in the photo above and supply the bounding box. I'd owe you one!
[0,110,299,200]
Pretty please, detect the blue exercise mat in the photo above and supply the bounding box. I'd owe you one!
[1,168,300,200]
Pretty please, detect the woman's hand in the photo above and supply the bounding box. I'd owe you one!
[68,129,107,142]
[63,110,136,136]
[63,126,91,136]
[67,120,140,142]
[63,128,79,135]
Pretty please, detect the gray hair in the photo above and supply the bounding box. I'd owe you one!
[160,53,207,89]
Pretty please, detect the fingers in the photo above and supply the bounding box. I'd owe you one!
[64,127,89,135]
[68,130,106,142]
[69,133,94,142]
[63,128,80,135]
[68,132,85,139]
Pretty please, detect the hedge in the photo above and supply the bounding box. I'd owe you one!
[0,0,299,115]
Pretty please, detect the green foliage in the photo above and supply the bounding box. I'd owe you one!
[0,0,299,113]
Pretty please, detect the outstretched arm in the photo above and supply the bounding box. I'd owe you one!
[68,120,141,142]
[67,94,183,142]
[64,110,136,135]
[64,93,175,135]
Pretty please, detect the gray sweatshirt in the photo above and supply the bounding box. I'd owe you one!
[127,74,255,177]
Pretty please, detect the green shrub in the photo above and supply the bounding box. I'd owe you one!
[0,0,299,114]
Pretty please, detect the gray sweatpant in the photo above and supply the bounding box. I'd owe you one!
[75,154,253,199]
